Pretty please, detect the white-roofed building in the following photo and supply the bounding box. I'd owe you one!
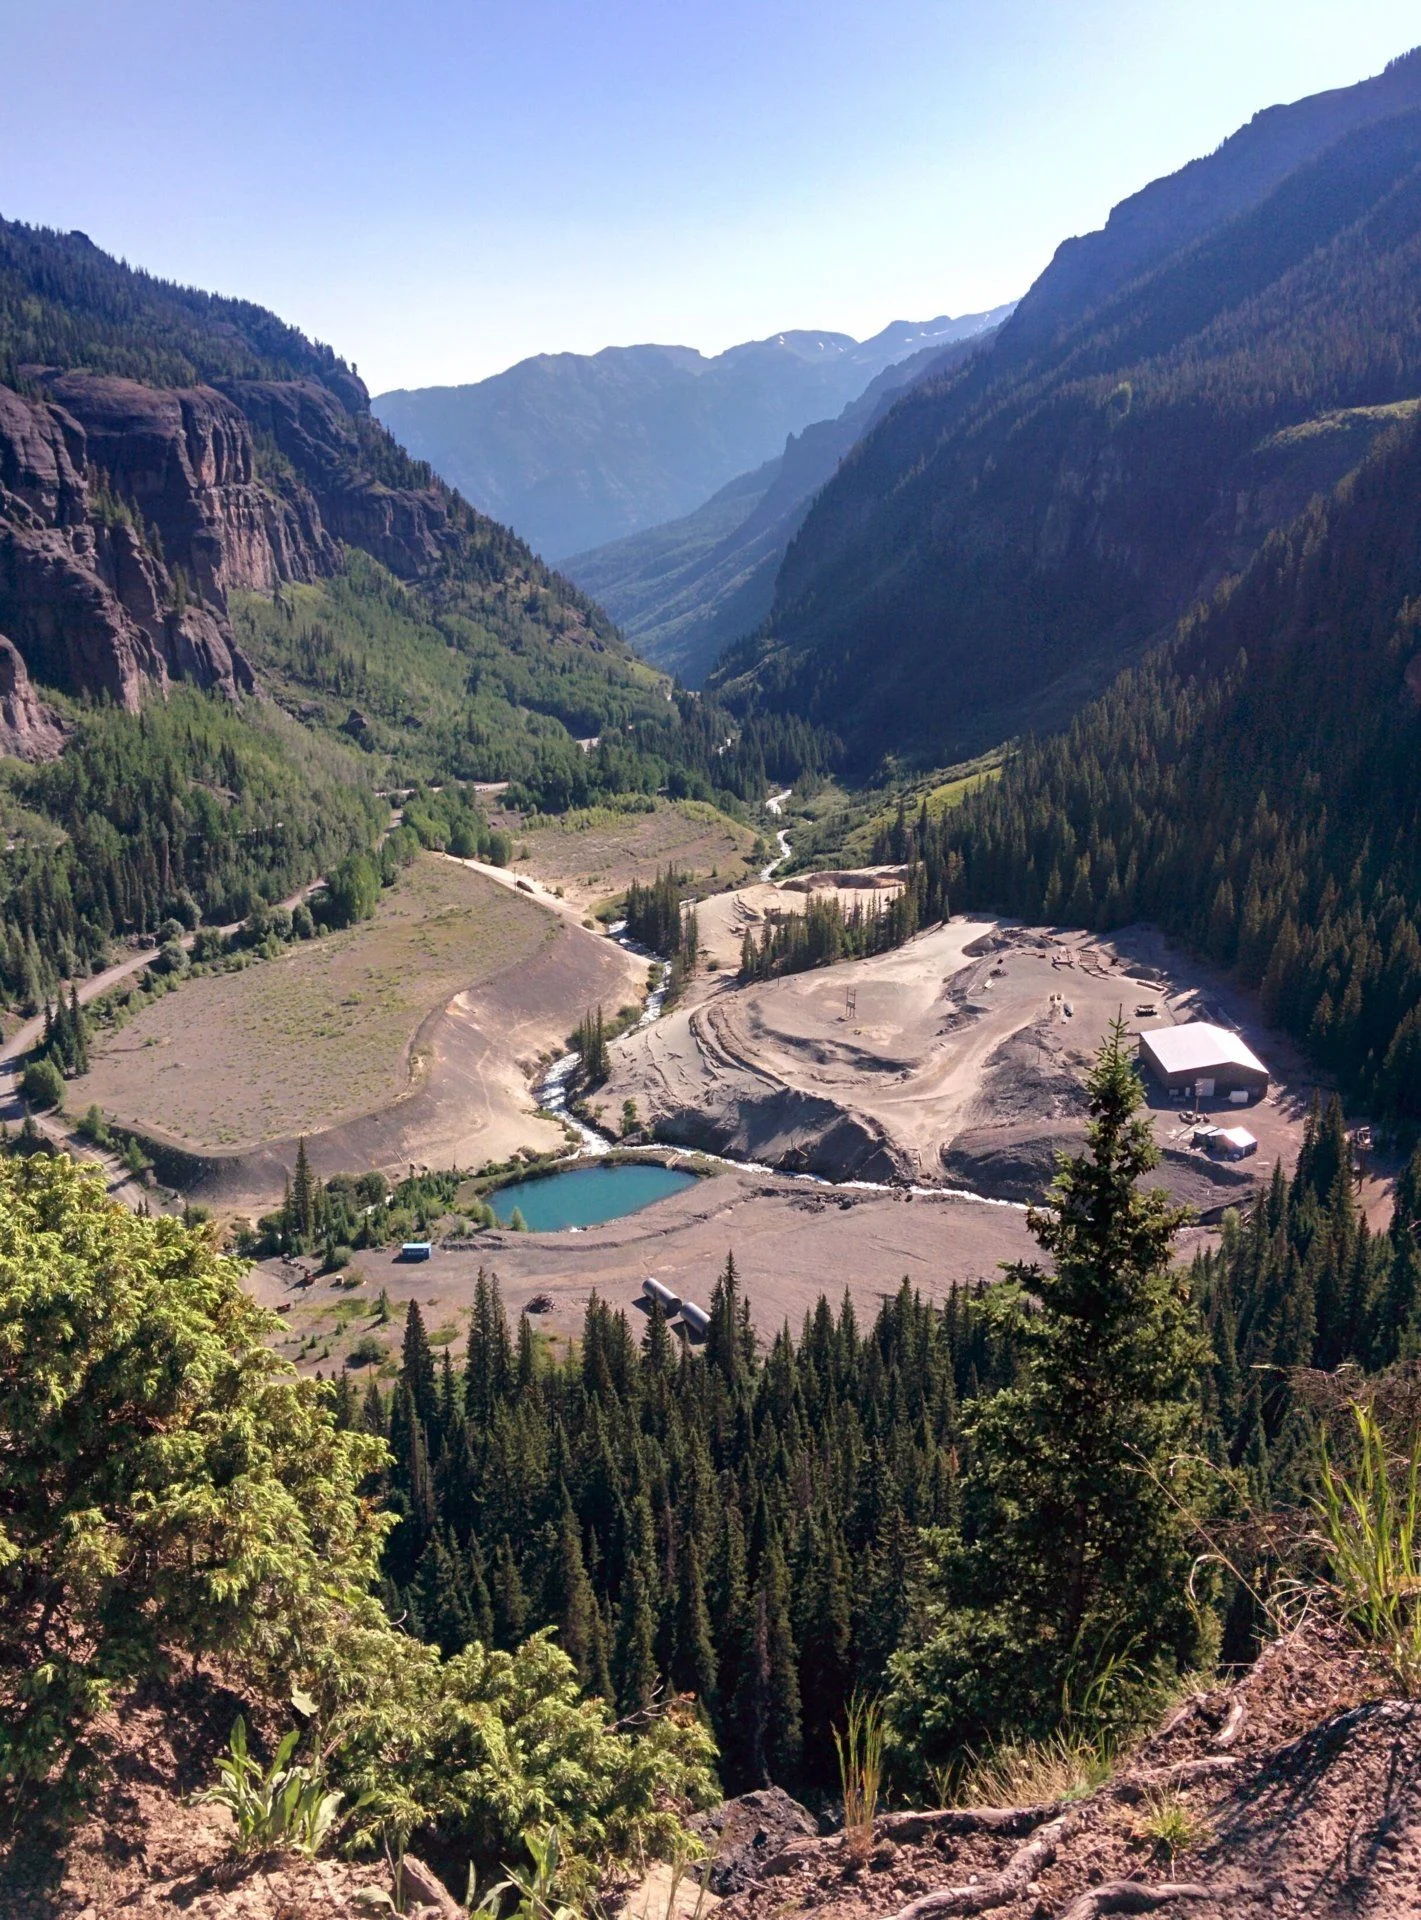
[1137,1021,1269,1102]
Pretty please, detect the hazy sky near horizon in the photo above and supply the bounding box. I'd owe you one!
[2,2,1417,392]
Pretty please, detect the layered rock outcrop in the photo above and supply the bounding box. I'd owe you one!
[0,379,256,707]
[38,372,336,599]
[223,378,457,578]
[0,634,65,759]
[0,357,492,715]
[0,329,585,716]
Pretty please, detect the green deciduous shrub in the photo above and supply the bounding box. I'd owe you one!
[20,1058,64,1110]
[0,1153,391,1800]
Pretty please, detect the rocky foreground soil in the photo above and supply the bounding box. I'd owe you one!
[2,1627,1415,1918]
[713,1626,1418,1920]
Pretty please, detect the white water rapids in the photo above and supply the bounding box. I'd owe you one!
[759,787,793,881]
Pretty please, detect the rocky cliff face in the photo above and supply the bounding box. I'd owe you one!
[224,378,456,579]
[0,378,254,711]
[0,364,487,722]
[0,635,64,759]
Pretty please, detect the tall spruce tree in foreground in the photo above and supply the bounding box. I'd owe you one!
[888,1019,1212,1767]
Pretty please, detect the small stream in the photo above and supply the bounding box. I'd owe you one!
[759,787,793,881]
[534,919,668,1155]
[529,787,1028,1218]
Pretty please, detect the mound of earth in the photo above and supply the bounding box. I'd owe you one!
[652,1086,905,1184]
[710,1624,1417,1920]
[692,1787,822,1893]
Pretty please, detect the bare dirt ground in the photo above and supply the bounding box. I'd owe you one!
[502,798,758,913]
[711,1623,1420,1920]
[598,906,1327,1212]
[73,856,646,1209]
[244,1164,1037,1371]
[0,1671,409,1920]
[78,856,552,1152]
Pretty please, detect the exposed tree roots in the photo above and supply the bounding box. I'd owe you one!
[884,1807,1083,1919]
[876,1806,1063,1844]
[1059,1879,1264,1919]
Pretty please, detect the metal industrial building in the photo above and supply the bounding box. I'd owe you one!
[1137,1021,1269,1102]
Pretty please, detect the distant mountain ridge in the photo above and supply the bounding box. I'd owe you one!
[372,312,1006,561]
[0,215,623,722]
[562,314,1011,684]
[714,48,1421,769]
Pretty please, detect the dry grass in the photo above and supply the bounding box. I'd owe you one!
[938,1728,1117,1809]
[509,799,756,908]
[77,856,553,1150]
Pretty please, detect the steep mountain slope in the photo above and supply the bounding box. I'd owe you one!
[1007,45,1421,353]
[0,216,629,722]
[942,400,1421,1125]
[0,219,823,1007]
[715,50,1421,769]
[372,314,999,561]
[563,314,1010,685]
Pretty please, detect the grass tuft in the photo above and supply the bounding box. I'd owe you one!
[834,1692,886,1860]
[1313,1400,1421,1693]
[1133,1791,1211,1862]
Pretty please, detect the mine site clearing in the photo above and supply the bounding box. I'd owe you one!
[595,881,1319,1210]
[248,870,1329,1376]
[58,803,1324,1343]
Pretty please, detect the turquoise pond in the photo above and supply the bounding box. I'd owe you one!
[490,1163,698,1232]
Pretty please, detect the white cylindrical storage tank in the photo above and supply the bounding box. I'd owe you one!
[679,1299,710,1337]
[642,1276,681,1314]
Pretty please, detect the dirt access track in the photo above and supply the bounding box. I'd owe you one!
[598,906,1327,1214]
[247,1161,1041,1367]
[74,854,646,1209]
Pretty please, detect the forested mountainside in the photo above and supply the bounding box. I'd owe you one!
[564,319,1009,685]
[714,51,1421,768]
[931,407,1421,1130]
[0,218,827,1004]
[372,314,1001,562]
[0,215,624,714]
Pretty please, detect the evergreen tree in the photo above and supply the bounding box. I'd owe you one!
[670,1533,718,1711]
[888,1021,1212,1764]
[615,1554,660,1713]
[292,1136,315,1244]
[550,1482,601,1689]
[492,1534,528,1649]
[401,1301,439,1435]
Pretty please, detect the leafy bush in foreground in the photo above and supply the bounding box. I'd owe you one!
[0,1154,717,1887]
[0,1153,389,1797]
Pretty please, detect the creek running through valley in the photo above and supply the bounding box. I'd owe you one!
[527,790,1027,1226]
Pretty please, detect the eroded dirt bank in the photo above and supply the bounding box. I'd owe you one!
[595,912,1323,1210]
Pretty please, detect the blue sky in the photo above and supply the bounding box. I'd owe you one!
[2,1,1416,391]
